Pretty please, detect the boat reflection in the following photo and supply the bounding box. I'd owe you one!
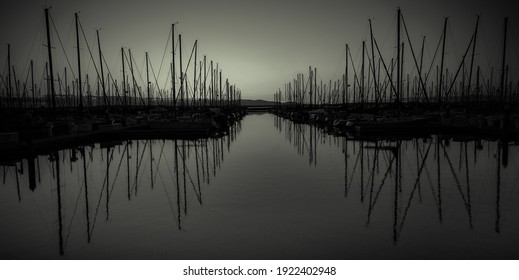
[275,115,514,244]
[0,122,241,257]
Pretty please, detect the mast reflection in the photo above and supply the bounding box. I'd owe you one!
[276,115,513,244]
[0,121,241,256]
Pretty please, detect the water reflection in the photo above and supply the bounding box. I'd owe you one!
[1,114,519,259]
[275,115,517,245]
[0,122,241,258]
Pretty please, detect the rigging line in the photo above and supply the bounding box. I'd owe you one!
[107,144,129,201]
[134,140,149,191]
[64,185,85,247]
[156,165,179,222]
[22,14,45,76]
[101,51,123,105]
[347,146,363,190]
[89,163,109,238]
[151,140,167,184]
[400,12,429,102]
[186,153,202,204]
[369,150,397,210]
[157,27,172,80]
[78,20,102,90]
[347,47,361,90]
[444,32,476,99]
[124,50,145,103]
[373,36,398,96]
[49,13,77,82]
[424,25,444,85]
[148,56,164,100]
[20,65,32,102]
[365,148,378,206]
[447,23,463,67]
[441,142,470,208]
[162,66,171,92]
[182,40,198,81]
[396,142,433,239]
[332,46,347,81]
[177,142,202,203]
[416,141,438,206]
[161,141,177,186]
[131,52,146,85]
[0,75,7,92]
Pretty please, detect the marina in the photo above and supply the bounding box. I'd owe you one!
[1,3,518,262]
[1,113,519,259]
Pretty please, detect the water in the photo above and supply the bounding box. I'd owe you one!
[1,113,519,259]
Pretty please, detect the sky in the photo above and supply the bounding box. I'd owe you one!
[0,0,517,101]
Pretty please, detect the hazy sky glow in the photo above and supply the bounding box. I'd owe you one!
[1,0,517,100]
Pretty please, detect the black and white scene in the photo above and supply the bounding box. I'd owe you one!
[0,0,518,266]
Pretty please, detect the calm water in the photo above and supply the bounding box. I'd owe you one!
[1,113,519,259]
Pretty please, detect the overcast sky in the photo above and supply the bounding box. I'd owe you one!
[1,0,516,100]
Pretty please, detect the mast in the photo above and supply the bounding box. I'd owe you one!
[146,52,150,109]
[172,23,176,110]
[396,8,401,106]
[7,44,12,109]
[439,17,448,105]
[345,44,349,107]
[226,79,229,108]
[30,60,35,108]
[419,36,425,101]
[210,60,214,106]
[369,20,379,105]
[82,147,91,243]
[219,69,222,107]
[129,49,137,106]
[314,67,317,106]
[54,151,64,255]
[96,30,108,109]
[121,48,126,107]
[45,9,57,117]
[179,34,184,108]
[309,66,313,107]
[75,13,83,111]
[499,17,508,106]
[467,16,479,103]
[361,41,365,104]
[193,40,198,107]
[204,55,207,107]
[65,68,68,108]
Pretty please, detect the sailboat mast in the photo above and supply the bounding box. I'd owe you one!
[210,60,214,106]
[129,49,137,106]
[204,55,207,107]
[467,16,480,102]
[369,20,378,105]
[121,48,126,107]
[146,52,150,109]
[179,34,184,108]
[345,44,349,107]
[499,17,508,105]
[396,8,401,105]
[75,13,83,111]
[96,30,108,109]
[172,23,176,110]
[361,41,365,104]
[439,17,448,105]
[45,9,57,116]
[31,60,35,108]
[193,40,197,107]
